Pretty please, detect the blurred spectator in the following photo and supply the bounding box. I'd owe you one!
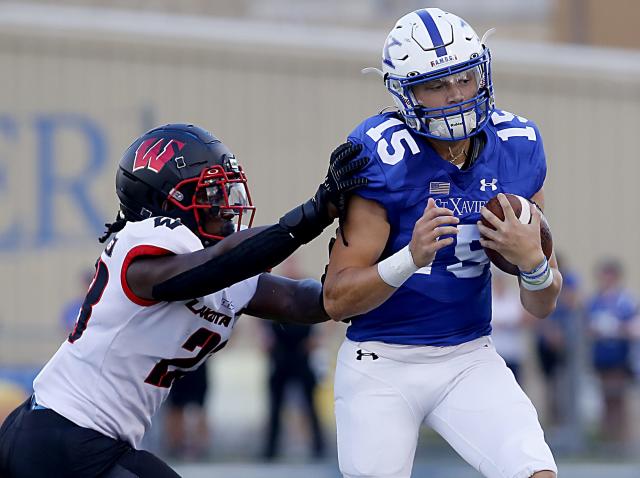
[262,321,325,461]
[163,363,211,460]
[262,258,326,461]
[59,269,95,334]
[534,253,582,427]
[586,259,638,444]
[491,268,530,385]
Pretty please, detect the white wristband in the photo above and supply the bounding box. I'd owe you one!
[520,268,554,291]
[377,245,419,288]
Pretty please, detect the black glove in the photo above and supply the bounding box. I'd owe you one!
[279,142,368,246]
[315,142,369,246]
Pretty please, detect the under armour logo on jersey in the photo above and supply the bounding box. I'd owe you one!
[480,178,498,192]
[356,349,379,361]
[133,137,186,173]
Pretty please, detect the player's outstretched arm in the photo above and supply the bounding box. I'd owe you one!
[127,142,369,302]
[323,196,458,321]
[243,274,329,324]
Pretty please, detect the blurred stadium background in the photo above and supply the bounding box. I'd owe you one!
[0,0,639,476]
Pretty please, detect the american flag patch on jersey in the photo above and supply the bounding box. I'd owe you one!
[429,181,450,195]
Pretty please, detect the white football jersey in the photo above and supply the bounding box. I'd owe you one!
[33,217,259,447]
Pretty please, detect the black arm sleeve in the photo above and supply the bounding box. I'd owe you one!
[151,198,331,301]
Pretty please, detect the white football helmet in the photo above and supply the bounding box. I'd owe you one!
[378,8,494,141]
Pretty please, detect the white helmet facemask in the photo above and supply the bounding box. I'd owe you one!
[428,110,478,139]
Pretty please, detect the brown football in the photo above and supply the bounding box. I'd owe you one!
[480,193,553,275]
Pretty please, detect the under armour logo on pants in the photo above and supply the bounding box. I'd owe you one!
[356,349,379,360]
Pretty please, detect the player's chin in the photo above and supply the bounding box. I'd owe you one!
[218,220,236,237]
[201,217,235,238]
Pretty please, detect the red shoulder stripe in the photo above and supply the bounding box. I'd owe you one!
[121,245,174,306]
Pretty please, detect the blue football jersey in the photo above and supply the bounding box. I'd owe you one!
[346,109,547,346]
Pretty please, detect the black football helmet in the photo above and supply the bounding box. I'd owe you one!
[116,123,255,243]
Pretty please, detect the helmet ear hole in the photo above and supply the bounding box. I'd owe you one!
[161,200,173,212]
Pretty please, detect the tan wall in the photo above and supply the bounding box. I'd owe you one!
[554,0,640,49]
[1,9,639,363]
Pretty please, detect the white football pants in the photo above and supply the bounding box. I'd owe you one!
[334,336,557,478]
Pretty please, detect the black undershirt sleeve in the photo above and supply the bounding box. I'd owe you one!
[151,224,300,301]
[151,196,332,301]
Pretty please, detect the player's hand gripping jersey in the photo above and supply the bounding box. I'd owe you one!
[33,218,258,447]
[346,110,546,345]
